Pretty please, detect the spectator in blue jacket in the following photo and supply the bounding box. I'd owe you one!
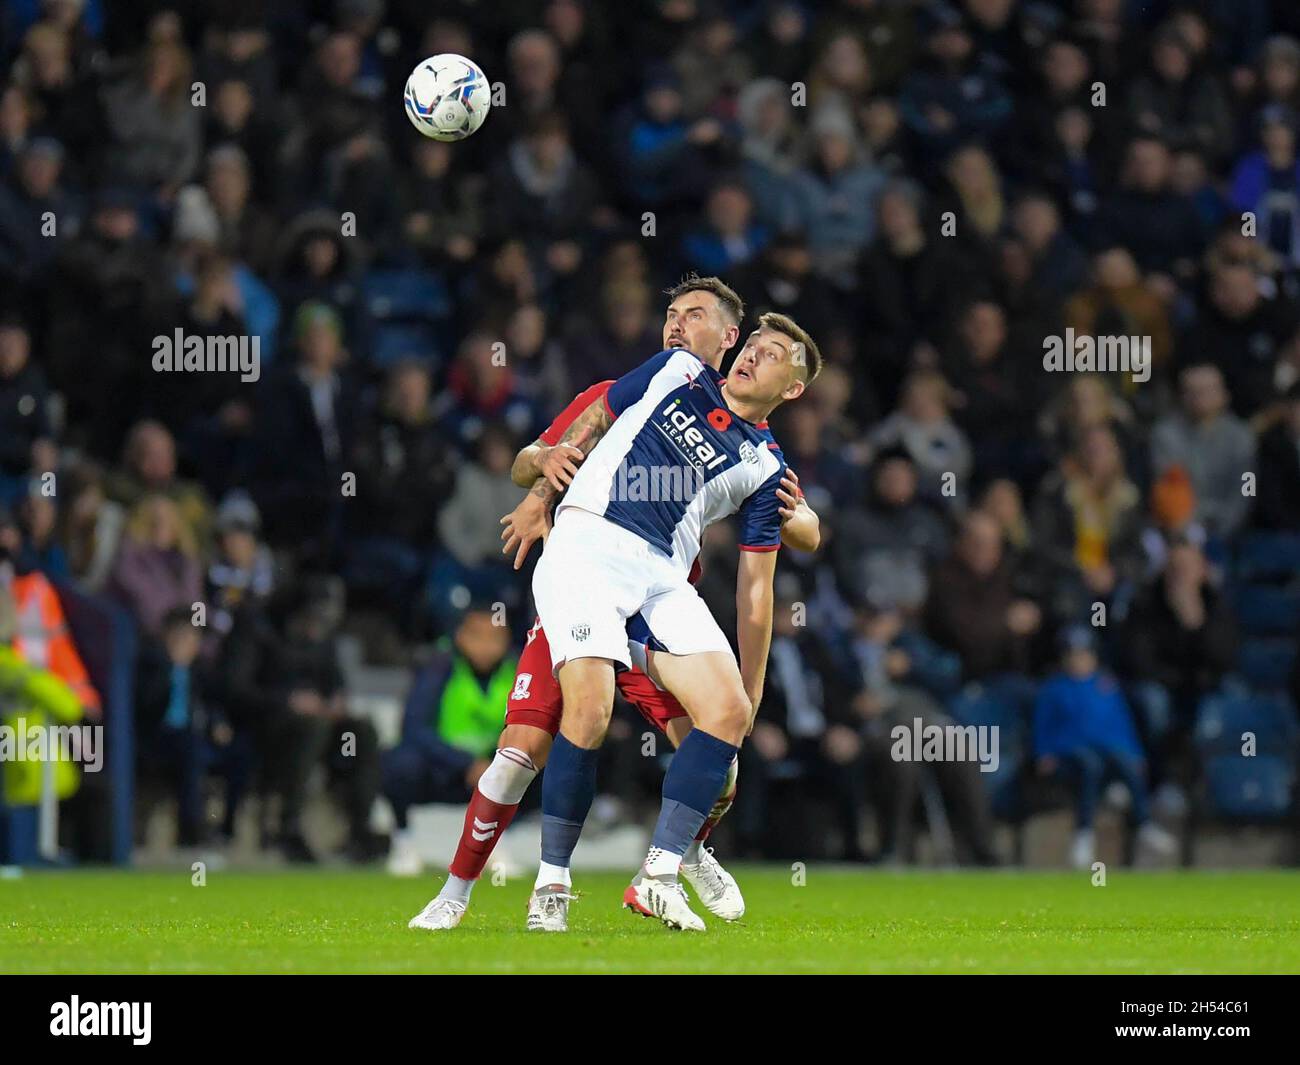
[1034,625,1176,868]
[382,604,517,876]
[1230,105,1300,268]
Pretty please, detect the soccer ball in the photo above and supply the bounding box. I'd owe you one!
[403,54,491,142]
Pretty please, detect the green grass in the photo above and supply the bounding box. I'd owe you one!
[2,867,1298,974]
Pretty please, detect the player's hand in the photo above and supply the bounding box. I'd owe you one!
[500,492,553,570]
[537,425,592,492]
[776,470,803,521]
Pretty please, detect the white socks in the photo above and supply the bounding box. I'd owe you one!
[682,840,703,865]
[535,860,571,889]
[439,874,475,904]
[479,747,539,805]
[644,845,682,878]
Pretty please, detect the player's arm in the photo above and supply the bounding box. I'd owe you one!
[511,427,595,491]
[500,400,613,569]
[736,547,778,726]
[524,398,612,504]
[776,469,820,552]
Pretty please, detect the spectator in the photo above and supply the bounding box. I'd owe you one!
[925,510,1041,680]
[832,446,950,616]
[0,136,78,284]
[1230,106,1300,270]
[429,424,527,629]
[57,462,124,593]
[1033,625,1177,868]
[107,494,203,638]
[865,368,973,505]
[1126,24,1233,164]
[847,602,998,865]
[223,577,382,864]
[101,37,201,197]
[682,180,769,277]
[1031,424,1144,624]
[135,605,254,846]
[1150,363,1257,538]
[383,604,515,876]
[1092,136,1203,275]
[789,107,885,289]
[2,508,100,718]
[105,420,212,550]
[898,9,1011,158]
[252,302,356,559]
[0,313,54,502]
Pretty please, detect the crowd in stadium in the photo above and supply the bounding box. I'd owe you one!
[0,0,1298,867]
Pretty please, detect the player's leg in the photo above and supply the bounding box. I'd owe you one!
[527,508,640,929]
[408,723,552,931]
[625,669,744,919]
[527,656,616,930]
[665,714,744,919]
[408,625,562,930]
[624,649,749,930]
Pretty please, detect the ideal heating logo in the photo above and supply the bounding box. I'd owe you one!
[50,997,151,1045]
[654,398,729,472]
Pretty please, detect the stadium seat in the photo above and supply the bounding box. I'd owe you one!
[1236,638,1297,691]
[1195,689,1299,753]
[1200,755,1295,820]
[1231,584,1300,636]
[1234,532,1300,583]
[363,269,451,323]
[370,322,441,368]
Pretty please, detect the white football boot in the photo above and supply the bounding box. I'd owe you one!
[408,895,467,931]
[526,884,574,932]
[681,846,745,921]
[623,872,706,931]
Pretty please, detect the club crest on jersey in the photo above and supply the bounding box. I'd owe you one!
[511,673,532,700]
[657,399,729,471]
[570,623,590,642]
[739,441,759,465]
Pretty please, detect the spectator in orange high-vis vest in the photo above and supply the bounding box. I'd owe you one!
[8,568,102,720]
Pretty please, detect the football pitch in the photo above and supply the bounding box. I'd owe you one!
[3,867,1298,974]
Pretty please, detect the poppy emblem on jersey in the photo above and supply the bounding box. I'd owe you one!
[707,407,732,432]
[570,624,590,642]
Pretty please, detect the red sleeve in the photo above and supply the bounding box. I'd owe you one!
[538,380,615,446]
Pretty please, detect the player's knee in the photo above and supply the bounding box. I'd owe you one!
[498,725,552,767]
[697,690,749,741]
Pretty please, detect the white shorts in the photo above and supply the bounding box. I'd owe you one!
[531,507,733,673]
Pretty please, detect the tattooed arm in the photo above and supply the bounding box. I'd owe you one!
[500,398,613,568]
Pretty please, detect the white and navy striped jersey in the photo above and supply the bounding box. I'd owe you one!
[556,349,785,575]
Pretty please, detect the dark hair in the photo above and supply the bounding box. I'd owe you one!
[757,310,822,384]
[663,274,745,326]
